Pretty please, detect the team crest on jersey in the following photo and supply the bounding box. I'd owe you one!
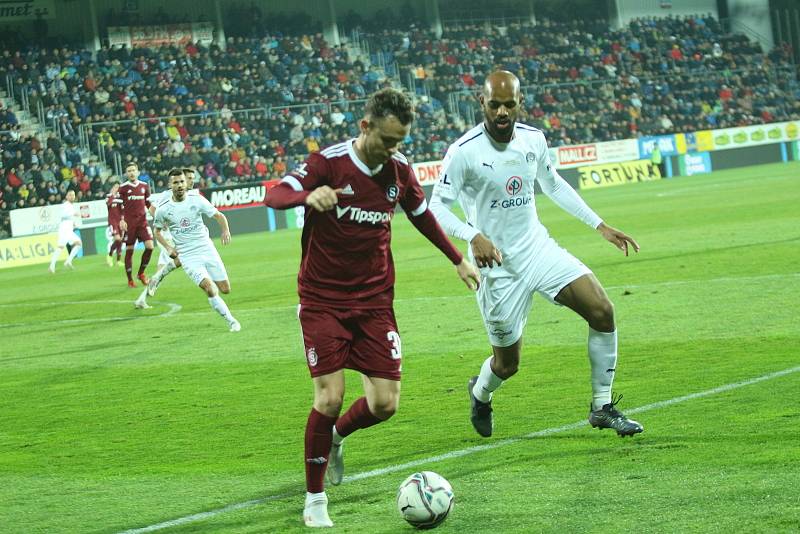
[385,184,399,201]
[526,152,536,164]
[180,217,191,228]
[506,176,523,196]
[306,347,318,367]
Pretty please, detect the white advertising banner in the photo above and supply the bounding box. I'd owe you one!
[710,121,800,151]
[412,160,444,186]
[551,139,639,169]
[10,200,108,237]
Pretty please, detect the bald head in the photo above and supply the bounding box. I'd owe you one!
[483,71,520,98]
[480,71,522,143]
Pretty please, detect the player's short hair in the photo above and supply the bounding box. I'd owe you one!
[125,162,138,171]
[167,168,184,180]
[365,88,414,125]
[182,167,195,179]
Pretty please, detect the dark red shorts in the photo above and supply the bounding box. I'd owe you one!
[124,222,153,246]
[298,305,402,381]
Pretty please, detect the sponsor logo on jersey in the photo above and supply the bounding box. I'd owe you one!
[335,205,393,225]
[385,184,399,201]
[482,161,495,170]
[340,184,355,196]
[306,347,318,367]
[128,195,146,200]
[526,152,536,164]
[490,195,532,209]
[179,217,191,228]
[505,176,523,196]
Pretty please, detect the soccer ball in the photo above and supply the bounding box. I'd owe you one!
[397,471,454,529]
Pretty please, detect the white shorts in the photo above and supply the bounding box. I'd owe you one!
[57,227,81,247]
[181,250,229,286]
[477,237,592,347]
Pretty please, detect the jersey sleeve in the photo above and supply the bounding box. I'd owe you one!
[398,164,428,217]
[153,207,165,230]
[266,153,328,209]
[429,144,480,243]
[431,144,466,204]
[197,195,219,218]
[533,133,603,228]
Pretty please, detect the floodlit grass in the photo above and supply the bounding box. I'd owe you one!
[1,162,798,533]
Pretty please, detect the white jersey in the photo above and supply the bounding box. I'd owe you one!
[431,123,602,277]
[59,201,79,232]
[153,193,219,258]
[150,189,201,243]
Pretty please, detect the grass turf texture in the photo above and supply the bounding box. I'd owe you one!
[1,162,798,533]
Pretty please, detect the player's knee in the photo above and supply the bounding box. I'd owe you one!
[588,300,615,331]
[315,392,344,416]
[370,397,399,420]
[218,284,230,294]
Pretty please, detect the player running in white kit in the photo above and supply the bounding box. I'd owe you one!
[134,168,199,309]
[152,168,240,332]
[430,71,643,437]
[48,190,82,273]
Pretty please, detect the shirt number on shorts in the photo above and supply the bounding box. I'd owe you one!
[387,331,402,360]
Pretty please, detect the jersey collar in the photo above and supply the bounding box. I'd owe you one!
[347,139,383,176]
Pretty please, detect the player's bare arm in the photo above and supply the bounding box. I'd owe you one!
[456,259,481,290]
[596,222,640,256]
[154,227,176,258]
[305,186,343,212]
[470,233,503,267]
[214,212,232,245]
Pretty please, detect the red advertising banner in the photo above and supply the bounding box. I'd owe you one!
[557,144,598,166]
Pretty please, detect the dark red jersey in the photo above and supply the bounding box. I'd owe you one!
[266,140,461,309]
[118,180,150,225]
[106,191,123,226]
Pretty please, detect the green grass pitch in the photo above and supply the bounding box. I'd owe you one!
[1,162,798,533]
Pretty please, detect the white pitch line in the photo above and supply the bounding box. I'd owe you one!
[119,364,800,534]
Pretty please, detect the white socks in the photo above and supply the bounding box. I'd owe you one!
[473,356,504,403]
[304,491,332,528]
[208,295,234,322]
[66,244,81,263]
[49,247,62,270]
[588,327,618,410]
[152,259,177,286]
[331,426,343,446]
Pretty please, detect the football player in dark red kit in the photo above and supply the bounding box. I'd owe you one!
[266,88,480,528]
[105,182,124,267]
[118,162,154,287]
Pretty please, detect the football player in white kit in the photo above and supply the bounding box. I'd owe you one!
[134,168,197,309]
[152,168,240,332]
[48,190,83,273]
[430,71,643,437]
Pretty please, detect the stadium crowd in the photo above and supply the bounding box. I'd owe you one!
[1,14,798,237]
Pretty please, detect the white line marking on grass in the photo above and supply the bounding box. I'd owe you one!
[119,364,800,533]
[0,300,182,329]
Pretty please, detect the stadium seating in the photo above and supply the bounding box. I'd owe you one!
[0,14,798,237]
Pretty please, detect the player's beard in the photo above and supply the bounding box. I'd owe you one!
[486,117,514,143]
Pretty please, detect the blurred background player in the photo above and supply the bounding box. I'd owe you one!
[48,190,82,273]
[105,182,124,267]
[135,168,198,309]
[153,168,240,332]
[119,162,154,288]
[430,71,643,438]
[266,88,479,528]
